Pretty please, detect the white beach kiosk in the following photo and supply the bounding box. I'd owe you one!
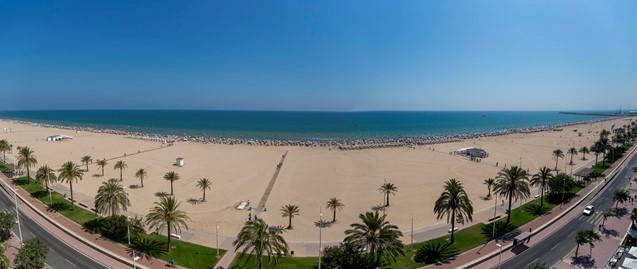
[175,157,184,167]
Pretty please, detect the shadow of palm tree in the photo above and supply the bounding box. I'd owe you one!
[601,228,619,238]
[571,255,596,269]
[315,220,331,228]
[154,191,168,198]
[129,184,140,189]
[187,198,202,205]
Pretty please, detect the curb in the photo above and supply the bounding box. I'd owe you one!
[0,174,150,269]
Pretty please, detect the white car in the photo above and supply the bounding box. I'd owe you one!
[583,205,595,216]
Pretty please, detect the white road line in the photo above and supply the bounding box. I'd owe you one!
[550,244,559,250]
[65,259,78,268]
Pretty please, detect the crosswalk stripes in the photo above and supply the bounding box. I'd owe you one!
[573,211,604,224]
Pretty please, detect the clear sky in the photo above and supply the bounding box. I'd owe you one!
[1,0,636,111]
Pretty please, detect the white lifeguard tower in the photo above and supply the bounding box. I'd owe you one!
[175,157,184,167]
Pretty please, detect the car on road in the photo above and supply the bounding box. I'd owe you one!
[583,205,595,216]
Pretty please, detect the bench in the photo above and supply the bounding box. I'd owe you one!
[488,215,501,222]
[79,202,89,208]
[447,227,459,233]
[170,233,181,239]
[91,207,97,213]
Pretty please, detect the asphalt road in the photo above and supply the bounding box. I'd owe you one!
[498,152,637,269]
[0,184,108,269]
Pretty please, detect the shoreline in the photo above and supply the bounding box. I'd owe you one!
[0,116,618,149]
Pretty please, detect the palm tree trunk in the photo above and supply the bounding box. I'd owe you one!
[86,163,89,171]
[101,165,105,176]
[167,224,172,252]
[288,216,292,229]
[450,209,456,244]
[506,193,513,224]
[120,168,123,181]
[333,209,336,222]
[202,189,206,201]
[540,186,544,208]
[488,186,491,197]
[141,177,144,188]
[27,169,31,184]
[70,181,75,211]
[555,159,559,171]
[386,193,390,206]
[570,154,573,165]
[171,182,174,195]
[575,244,579,257]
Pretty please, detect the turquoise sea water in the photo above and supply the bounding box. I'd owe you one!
[0,110,610,141]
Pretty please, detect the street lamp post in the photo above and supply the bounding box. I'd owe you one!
[496,243,503,269]
[318,208,323,269]
[123,187,137,269]
[13,184,23,243]
[216,222,220,258]
[492,194,498,240]
[46,161,52,206]
[410,217,414,247]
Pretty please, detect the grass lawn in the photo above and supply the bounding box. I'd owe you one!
[11,176,225,268]
[146,234,226,269]
[0,161,7,173]
[230,253,317,269]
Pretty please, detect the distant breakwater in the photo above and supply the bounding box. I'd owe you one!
[1,117,617,150]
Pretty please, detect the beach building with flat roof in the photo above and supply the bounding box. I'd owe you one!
[456,147,488,158]
[46,135,73,141]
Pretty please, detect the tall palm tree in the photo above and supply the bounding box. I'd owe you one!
[579,146,589,160]
[280,204,300,229]
[95,179,130,216]
[96,159,108,177]
[233,219,289,269]
[17,146,38,183]
[483,178,495,198]
[567,147,578,165]
[145,196,190,252]
[574,229,601,257]
[81,156,92,171]
[58,161,83,211]
[196,178,212,202]
[164,171,180,196]
[114,160,127,181]
[35,165,57,190]
[344,211,404,267]
[552,149,564,171]
[530,167,553,208]
[433,178,473,244]
[379,182,398,207]
[135,168,147,188]
[602,210,618,227]
[613,189,630,210]
[326,197,345,222]
[0,139,12,162]
[494,166,530,224]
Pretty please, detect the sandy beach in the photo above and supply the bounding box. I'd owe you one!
[0,117,634,249]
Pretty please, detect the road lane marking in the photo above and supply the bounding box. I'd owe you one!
[550,244,559,250]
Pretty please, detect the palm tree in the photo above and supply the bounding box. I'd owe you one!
[280,204,300,229]
[196,178,212,202]
[96,159,108,177]
[0,139,12,162]
[433,178,473,244]
[567,147,578,165]
[552,149,564,171]
[135,168,147,188]
[164,171,180,196]
[326,197,345,222]
[145,196,190,252]
[379,182,398,207]
[530,167,553,208]
[494,166,530,224]
[613,189,630,210]
[575,229,601,257]
[483,178,495,198]
[114,160,127,181]
[579,146,589,160]
[81,155,92,171]
[17,146,38,183]
[58,161,83,211]
[602,210,618,227]
[35,164,57,190]
[344,211,404,267]
[233,219,289,269]
[94,179,130,216]
[130,238,167,260]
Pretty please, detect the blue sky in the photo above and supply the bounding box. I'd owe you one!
[1,0,636,111]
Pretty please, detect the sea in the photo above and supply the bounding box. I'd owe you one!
[0,110,612,141]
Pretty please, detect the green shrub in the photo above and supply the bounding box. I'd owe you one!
[414,242,459,264]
